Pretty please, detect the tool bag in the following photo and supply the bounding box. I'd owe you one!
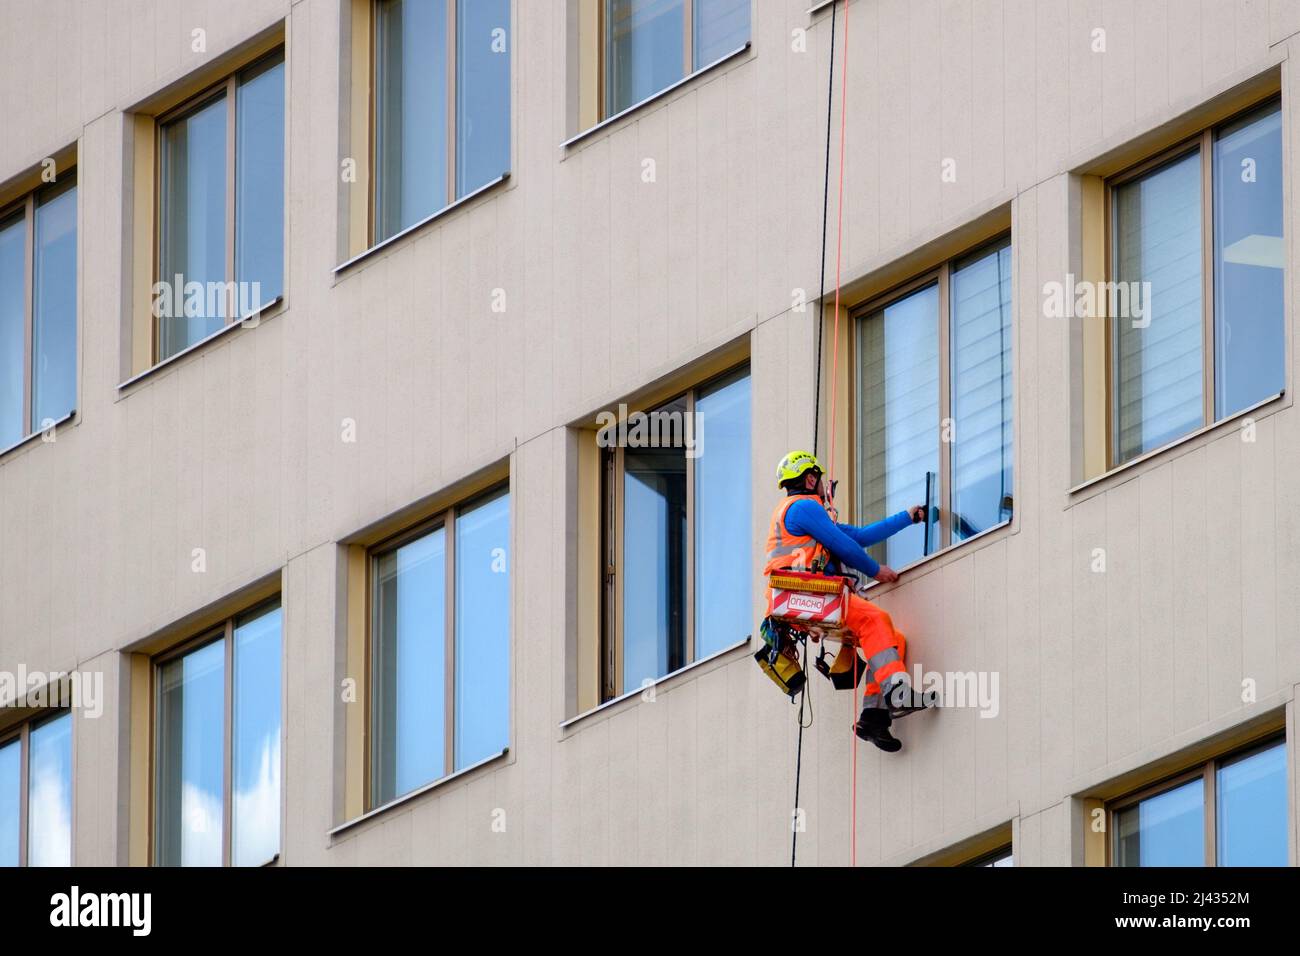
[817,642,869,690]
[755,617,807,698]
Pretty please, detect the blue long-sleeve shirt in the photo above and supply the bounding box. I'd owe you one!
[783,498,913,579]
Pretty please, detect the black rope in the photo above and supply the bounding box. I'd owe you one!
[790,631,811,868]
[811,2,837,460]
[792,0,838,870]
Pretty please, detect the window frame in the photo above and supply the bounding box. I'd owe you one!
[964,845,1014,867]
[364,482,510,810]
[1105,734,1287,867]
[0,173,78,453]
[599,363,749,702]
[0,708,72,867]
[367,0,511,247]
[152,48,285,366]
[849,233,1014,566]
[149,597,283,867]
[1102,96,1284,470]
[598,0,749,121]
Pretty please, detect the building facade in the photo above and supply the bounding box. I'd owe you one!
[0,0,1297,866]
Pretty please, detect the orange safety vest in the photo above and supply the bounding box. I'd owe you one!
[763,494,831,575]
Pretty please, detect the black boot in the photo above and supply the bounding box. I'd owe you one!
[886,678,935,718]
[854,707,902,753]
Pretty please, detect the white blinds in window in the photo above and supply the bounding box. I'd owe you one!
[1113,151,1204,464]
[951,243,1013,539]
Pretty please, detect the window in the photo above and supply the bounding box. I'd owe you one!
[153,600,282,866]
[603,0,750,117]
[0,710,72,867]
[369,487,510,806]
[600,366,751,700]
[155,51,284,362]
[373,0,511,243]
[0,175,77,452]
[966,846,1013,867]
[855,237,1013,570]
[1111,737,1287,866]
[1109,99,1282,466]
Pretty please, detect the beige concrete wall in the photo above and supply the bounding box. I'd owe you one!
[1,0,1299,865]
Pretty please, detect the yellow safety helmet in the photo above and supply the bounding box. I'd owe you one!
[776,450,823,488]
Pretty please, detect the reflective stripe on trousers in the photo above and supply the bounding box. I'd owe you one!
[841,592,908,709]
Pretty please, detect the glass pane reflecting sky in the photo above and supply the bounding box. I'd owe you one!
[236,56,284,308]
[606,0,684,115]
[155,638,225,866]
[0,738,18,866]
[376,0,448,239]
[694,370,751,657]
[455,491,510,769]
[693,0,749,68]
[858,283,940,568]
[159,95,228,359]
[456,0,510,197]
[1217,742,1286,866]
[31,183,77,433]
[27,712,72,866]
[1113,151,1203,463]
[232,603,282,866]
[1115,777,1204,866]
[0,213,25,449]
[1214,101,1284,418]
[951,242,1013,540]
[373,527,446,803]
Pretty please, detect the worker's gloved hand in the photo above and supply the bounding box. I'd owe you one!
[874,565,900,584]
[907,504,926,524]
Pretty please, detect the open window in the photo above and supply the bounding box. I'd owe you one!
[597,365,751,702]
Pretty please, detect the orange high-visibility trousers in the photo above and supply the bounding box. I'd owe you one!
[842,592,908,709]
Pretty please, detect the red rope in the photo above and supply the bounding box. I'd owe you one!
[851,634,858,866]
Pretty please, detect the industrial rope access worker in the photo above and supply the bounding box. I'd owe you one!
[765,450,932,752]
